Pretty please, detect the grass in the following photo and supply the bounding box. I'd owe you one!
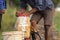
[0,31,2,40]
[2,7,17,31]
[54,12,60,31]
[0,7,60,40]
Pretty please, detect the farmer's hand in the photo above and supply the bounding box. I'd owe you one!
[28,8,38,15]
[24,12,31,16]
[20,8,38,16]
[16,9,26,17]
[0,9,6,14]
[16,8,38,17]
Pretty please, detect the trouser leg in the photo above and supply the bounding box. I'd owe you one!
[0,14,2,30]
[44,25,52,40]
[44,7,54,40]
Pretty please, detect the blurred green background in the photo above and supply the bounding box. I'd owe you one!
[0,0,60,40]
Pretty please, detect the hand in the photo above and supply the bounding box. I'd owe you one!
[23,12,30,16]
[28,8,38,15]
[16,9,26,17]
[0,9,6,14]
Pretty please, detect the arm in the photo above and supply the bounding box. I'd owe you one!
[28,8,38,15]
[0,0,6,14]
[16,0,38,16]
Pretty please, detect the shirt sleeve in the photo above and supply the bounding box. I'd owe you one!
[3,0,7,9]
[20,0,27,9]
[0,1,6,10]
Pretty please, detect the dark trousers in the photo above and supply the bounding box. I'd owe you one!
[0,14,2,29]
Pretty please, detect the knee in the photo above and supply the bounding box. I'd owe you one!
[44,25,52,30]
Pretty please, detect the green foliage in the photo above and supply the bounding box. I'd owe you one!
[53,0,60,7]
[1,7,17,31]
[10,0,20,7]
[54,12,60,31]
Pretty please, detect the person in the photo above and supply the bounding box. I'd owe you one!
[16,0,54,40]
[0,0,6,30]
